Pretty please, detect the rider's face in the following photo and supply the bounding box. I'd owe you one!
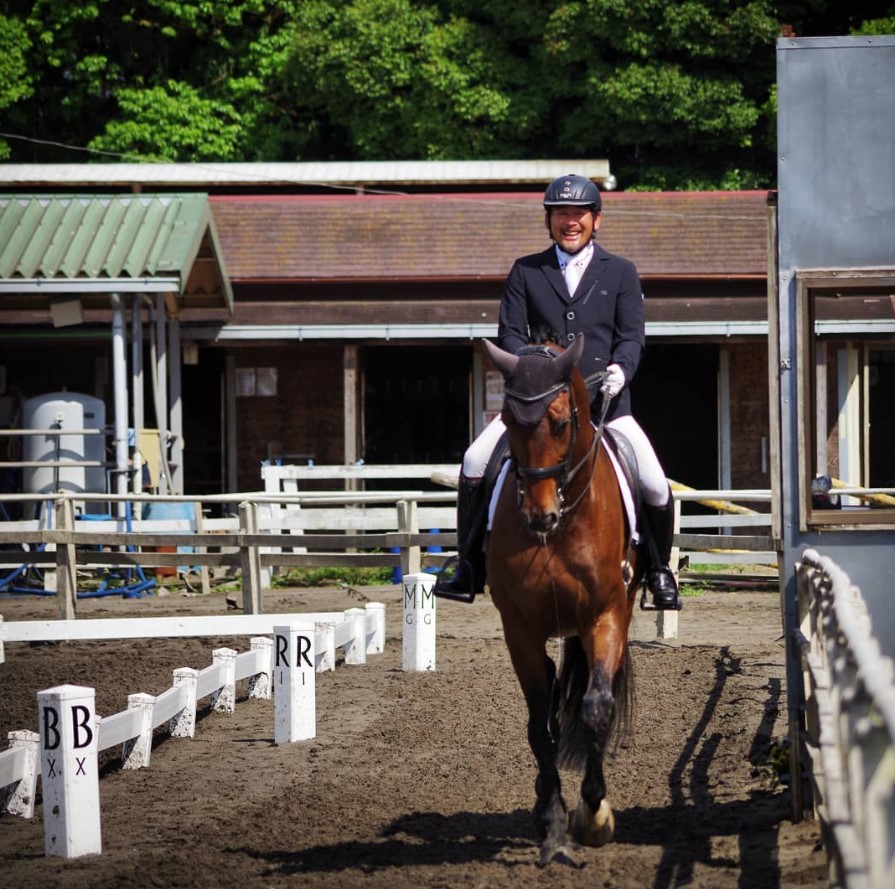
[546,206,601,255]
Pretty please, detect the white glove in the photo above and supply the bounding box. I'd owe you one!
[601,363,625,399]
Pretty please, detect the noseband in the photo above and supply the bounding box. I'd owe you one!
[505,348,608,524]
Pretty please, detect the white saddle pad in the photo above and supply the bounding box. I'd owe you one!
[488,435,638,543]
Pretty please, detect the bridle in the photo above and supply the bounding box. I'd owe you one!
[504,346,610,523]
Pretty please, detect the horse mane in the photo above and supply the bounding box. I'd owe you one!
[528,322,562,347]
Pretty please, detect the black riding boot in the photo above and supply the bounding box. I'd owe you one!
[642,494,682,611]
[434,476,487,603]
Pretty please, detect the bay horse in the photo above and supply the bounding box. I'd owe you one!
[483,334,641,866]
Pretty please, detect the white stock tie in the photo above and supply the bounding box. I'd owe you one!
[560,244,593,298]
[564,257,585,297]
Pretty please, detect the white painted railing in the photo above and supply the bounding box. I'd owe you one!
[0,605,384,828]
[0,577,443,859]
[0,488,455,615]
[795,549,895,889]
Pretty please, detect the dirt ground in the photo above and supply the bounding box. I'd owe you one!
[0,580,829,888]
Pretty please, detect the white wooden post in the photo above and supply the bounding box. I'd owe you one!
[343,607,367,665]
[239,500,263,614]
[192,501,211,596]
[403,572,436,672]
[657,496,682,640]
[397,499,421,577]
[170,668,198,738]
[248,636,274,699]
[121,693,154,769]
[365,601,386,655]
[54,498,77,620]
[273,623,316,744]
[211,648,237,713]
[316,621,336,673]
[37,684,101,858]
[39,499,57,598]
[257,501,276,590]
[3,730,40,818]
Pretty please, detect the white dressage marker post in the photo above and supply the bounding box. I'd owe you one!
[248,636,274,697]
[343,608,368,665]
[37,684,101,858]
[273,623,316,744]
[169,668,199,738]
[316,621,336,673]
[2,729,39,818]
[403,572,436,672]
[365,601,386,655]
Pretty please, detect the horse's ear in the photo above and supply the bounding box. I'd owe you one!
[482,339,519,378]
[553,334,585,379]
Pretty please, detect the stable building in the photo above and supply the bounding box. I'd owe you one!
[0,162,771,502]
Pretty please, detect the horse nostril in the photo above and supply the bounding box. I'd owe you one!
[529,511,559,534]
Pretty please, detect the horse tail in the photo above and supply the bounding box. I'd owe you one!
[556,636,635,771]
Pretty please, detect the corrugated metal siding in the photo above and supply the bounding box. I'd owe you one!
[0,193,207,283]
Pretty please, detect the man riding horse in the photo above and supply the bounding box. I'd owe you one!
[435,173,681,611]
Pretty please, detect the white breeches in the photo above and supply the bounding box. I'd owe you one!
[462,413,670,507]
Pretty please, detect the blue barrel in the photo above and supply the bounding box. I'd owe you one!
[427,528,442,574]
[391,547,402,584]
[142,502,197,573]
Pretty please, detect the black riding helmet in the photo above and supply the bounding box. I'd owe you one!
[543,174,602,212]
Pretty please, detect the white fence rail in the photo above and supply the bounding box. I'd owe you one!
[0,602,386,857]
[795,549,895,889]
[0,465,785,620]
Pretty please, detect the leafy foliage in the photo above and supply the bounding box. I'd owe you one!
[1,0,892,188]
[0,14,34,159]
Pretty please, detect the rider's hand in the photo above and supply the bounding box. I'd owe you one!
[601,364,625,399]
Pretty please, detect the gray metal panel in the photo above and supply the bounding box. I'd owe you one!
[778,36,895,269]
[776,36,895,658]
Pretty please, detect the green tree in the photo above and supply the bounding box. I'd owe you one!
[2,0,893,187]
[88,81,244,162]
[282,0,540,159]
[5,0,299,162]
[540,0,781,189]
[0,13,33,160]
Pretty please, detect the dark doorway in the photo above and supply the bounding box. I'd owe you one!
[630,343,719,490]
[869,348,895,487]
[182,349,225,495]
[363,346,469,467]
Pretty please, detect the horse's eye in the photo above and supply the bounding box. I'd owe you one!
[553,418,570,436]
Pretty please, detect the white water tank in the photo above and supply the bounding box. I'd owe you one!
[22,393,107,499]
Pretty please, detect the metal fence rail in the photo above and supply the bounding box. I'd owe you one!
[795,549,895,889]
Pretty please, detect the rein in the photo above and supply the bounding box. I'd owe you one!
[510,369,610,523]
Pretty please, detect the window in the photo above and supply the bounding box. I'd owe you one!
[236,367,278,398]
[796,271,895,528]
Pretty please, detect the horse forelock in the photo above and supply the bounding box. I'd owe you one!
[504,352,569,426]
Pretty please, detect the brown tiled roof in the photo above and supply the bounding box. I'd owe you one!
[210,190,770,282]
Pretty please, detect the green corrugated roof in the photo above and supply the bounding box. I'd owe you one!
[0,193,232,311]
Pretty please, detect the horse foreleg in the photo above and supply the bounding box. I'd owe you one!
[527,656,563,838]
[570,614,630,847]
[529,661,579,867]
[569,660,617,846]
[501,625,573,864]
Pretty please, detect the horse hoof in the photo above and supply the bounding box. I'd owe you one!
[569,798,615,847]
[538,840,580,868]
